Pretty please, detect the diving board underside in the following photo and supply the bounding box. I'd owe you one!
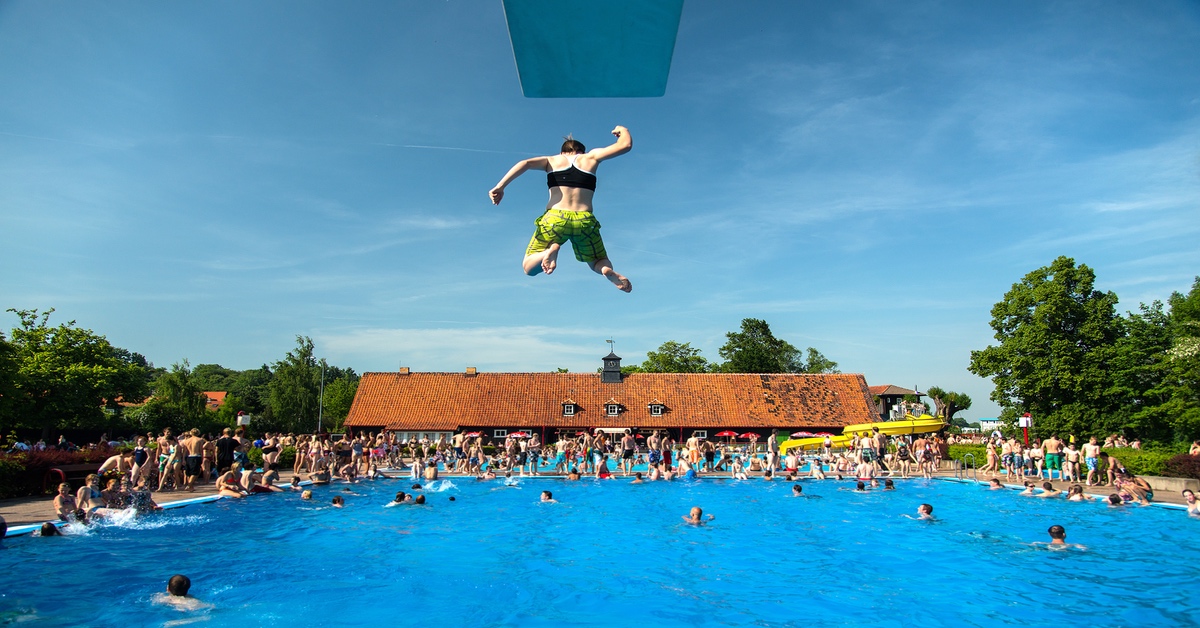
[502,0,683,98]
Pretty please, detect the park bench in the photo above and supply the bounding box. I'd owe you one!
[43,463,99,493]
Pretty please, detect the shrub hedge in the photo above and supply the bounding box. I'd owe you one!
[947,444,1179,477]
[0,447,115,499]
[1165,454,1200,480]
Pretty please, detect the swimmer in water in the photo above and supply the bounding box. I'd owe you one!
[884,479,895,491]
[1183,489,1199,516]
[987,478,1004,490]
[541,490,556,503]
[332,495,344,508]
[39,522,61,536]
[792,484,803,496]
[489,127,634,292]
[1035,482,1061,498]
[916,504,934,520]
[1035,524,1086,550]
[682,506,714,525]
[153,574,212,612]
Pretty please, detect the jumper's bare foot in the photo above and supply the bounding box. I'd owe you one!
[605,269,632,293]
[541,243,560,275]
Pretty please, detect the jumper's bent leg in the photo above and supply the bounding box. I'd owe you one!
[523,243,560,276]
[591,257,632,292]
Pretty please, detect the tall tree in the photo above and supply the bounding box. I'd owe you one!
[0,332,20,432]
[718,319,804,373]
[968,257,1123,438]
[800,347,840,374]
[6,308,151,438]
[1161,278,1200,440]
[924,386,972,421]
[268,336,320,433]
[640,341,711,373]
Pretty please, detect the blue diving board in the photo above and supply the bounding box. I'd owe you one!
[502,0,684,98]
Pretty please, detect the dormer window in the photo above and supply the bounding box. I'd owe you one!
[562,403,577,417]
[649,403,664,416]
[606,404,621,416]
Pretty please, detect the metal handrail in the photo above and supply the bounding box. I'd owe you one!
[960,453,978,483]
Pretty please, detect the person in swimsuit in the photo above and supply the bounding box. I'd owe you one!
[1083,437,1102,486]
[180,429,207,492]
[619,429,637,476]
[1182,489,1199,516]
[489,126,634,292]
[53,482,85,522]
[682,506,714,525]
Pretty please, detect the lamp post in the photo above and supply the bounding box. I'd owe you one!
[317,360,326,434]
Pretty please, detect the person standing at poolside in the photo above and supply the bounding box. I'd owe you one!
[766,429,781,472]
[1043,435,1063,481]
[1082,438,1101,485]
[215,428,237,474]
[619,429,637,476]
[180,429,206,492]
[489,127,634,292]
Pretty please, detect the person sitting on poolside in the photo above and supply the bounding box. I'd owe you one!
[540,490,556,503]
[987,478,1004,490]
[855,460,875,482]
[731,456,748,480]
[808,458,826,480]
[1035,482,1062,498]
[40,522,61,536]
[647,463,662,481]
[53,483,85,522]
[682,506,714,526]
[595,454,613,479]
[76,474,115,518]
[1066,485,1095,501]
[100,477,128,510]
[215,464,247,498]
[154,574,212,611]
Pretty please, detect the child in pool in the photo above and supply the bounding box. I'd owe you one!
[153,574,212,611]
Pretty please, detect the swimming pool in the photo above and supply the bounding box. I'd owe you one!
[1,477,1197,626]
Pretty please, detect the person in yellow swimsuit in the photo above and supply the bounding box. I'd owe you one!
[489,126,633,292]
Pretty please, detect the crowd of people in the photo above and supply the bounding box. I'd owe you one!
[19,423,1200,536]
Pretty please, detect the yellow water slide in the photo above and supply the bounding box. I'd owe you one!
[779,415,947,453]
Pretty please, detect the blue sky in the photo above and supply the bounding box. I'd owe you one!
[2,1,1198,420]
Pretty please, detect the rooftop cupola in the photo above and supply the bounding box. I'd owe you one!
[602,351,622,384]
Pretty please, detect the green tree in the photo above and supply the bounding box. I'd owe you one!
[800,347,840,374]
[1110,301,1174,441]
[190,363,239,392]
[925,386,972,421]
[321,375,359,431]
[968,257,1123,439]
[0,332,20,431]
[1160,278,1200,440]
[718,319,804,373]
[717,319,837,374]
[268,336,320,433]
[6,308,152,438]
[640,341,711,373]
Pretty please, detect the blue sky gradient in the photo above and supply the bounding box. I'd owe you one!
[2,1,1198,420]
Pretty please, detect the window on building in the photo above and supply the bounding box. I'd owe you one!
[494,429,508,438]
[693,430,707,439]
[606,404,620,416]
[563,404,575,416]
[649,404,664,416]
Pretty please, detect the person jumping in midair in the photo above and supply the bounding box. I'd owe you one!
[489,126,633,292]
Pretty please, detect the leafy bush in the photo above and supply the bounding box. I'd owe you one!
[947,445,987,467]
[1164,454,1200,480]
[0,457,34,499]
[1101,448,1172,477]
[246,446,296,469]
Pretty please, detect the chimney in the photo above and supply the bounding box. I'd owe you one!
[398,367,410,376]
[465,367,477,376]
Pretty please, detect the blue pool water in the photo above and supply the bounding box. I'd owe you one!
[2,477,1197,626]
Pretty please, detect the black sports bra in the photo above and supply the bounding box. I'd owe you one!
[547,156,596,191]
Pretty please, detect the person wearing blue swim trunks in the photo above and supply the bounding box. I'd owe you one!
[490,126,634,292]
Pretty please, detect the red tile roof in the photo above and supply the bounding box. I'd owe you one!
[868,385,918,397]
[345,371,877,431]
[203,391,227,409]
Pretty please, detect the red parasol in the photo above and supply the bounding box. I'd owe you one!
[816,432,834,437]
[510,432,528,438]
[739,432,759,440]
[715,430,739,437]
[792,431,815,438]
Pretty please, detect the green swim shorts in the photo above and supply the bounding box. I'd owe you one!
[1045,453,1062,470]
[525,209,608,265]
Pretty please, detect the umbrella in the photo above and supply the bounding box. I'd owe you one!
[464,432,481,437]
[816,432,834,437]
[715,430,739,437]
[792,431,815,438]
[510,432,528,438]
[739,433,759,439]
[635,434,645,439]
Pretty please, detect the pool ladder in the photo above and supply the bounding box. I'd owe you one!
[955,453,978,483]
